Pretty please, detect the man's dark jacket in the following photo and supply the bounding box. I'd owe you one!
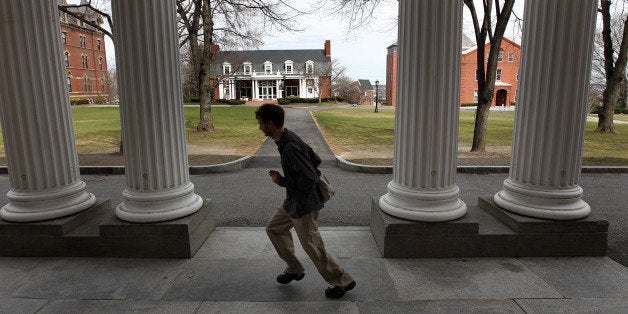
[275,128,324,218]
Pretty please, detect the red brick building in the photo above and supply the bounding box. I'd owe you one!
[386,36,521,107]
[59,0,109,102]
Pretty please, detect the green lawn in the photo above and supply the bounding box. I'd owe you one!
[312,108,628,165]
[0,106,265,157]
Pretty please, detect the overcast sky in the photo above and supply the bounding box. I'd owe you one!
[91,0,525,85]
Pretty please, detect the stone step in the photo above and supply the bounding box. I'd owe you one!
[370,197,608,258]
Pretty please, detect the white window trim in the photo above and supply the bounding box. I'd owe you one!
[223,63,231,75]
[264,61,273,74]
[473,90,478,102]
[496,68,502,81]
[243,63,252,74]
[305,61,314,74]
[497,51,503,62]
[508,52,515,62]
[285,60,294,74]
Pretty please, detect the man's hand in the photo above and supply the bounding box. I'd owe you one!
[269,170,283,185]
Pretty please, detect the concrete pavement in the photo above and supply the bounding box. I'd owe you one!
[0,106,626,312]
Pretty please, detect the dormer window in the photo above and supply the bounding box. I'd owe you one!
[264,61,273,74]
[285,60,294,74]
[223,63,231,74]
[305,61,314,74]
[243,62,252,74]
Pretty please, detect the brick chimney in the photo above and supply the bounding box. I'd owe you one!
[324,40,331,57]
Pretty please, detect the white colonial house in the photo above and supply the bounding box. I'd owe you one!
[212,40,332,101]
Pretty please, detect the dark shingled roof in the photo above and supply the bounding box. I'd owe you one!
[358,79,373,91]
[212,49,331,75]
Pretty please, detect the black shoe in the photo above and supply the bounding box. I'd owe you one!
[325,280,356,298]
[276,272,305,284]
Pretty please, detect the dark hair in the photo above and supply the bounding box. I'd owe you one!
[255,103,285,128]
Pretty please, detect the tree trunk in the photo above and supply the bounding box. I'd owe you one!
[196,62,215,131]
[471,100,491,151]
[597,79,619,133]
[196,0,214,132]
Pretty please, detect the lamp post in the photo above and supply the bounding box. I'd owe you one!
[374,79,379,113]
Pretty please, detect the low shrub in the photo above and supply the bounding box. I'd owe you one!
[277,98,291,105]
[216,99,245,105]
[94,96,108,104]
[70,97,90,105]
[460,102,478,107]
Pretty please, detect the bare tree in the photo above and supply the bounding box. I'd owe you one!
[333,75,361,105]
[464,0,515,152]
[58,0,113,40]
[597,0,628,133]
[176,0,303,132]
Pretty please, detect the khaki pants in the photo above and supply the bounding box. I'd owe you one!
[266,207,354,287]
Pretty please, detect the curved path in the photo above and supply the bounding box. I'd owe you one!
[247,106,337,169]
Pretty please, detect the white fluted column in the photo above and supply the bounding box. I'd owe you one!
[112,0,203,223]
[494,0,597,220]
[0,0,96,222]
[379,0,466,222]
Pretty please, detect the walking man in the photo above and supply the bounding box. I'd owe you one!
[255,103,356,299]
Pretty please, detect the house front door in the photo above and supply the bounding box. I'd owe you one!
[495,89,508,107]
[258,80,277,99]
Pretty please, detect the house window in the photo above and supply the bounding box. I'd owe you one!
[81,55,88,69]
[243,63,251,74]
[99,57,103,70]
[79,36,86,48]
[305,61,314,74]
[64,52,69,67]
[223,63,231,74]
[496,69,502,81]
[516,72,519,81]
[67,76,72,92]
[498,51,503,62]
[62,32,67,44]
[475,69,478,81]
[508,52,515,62]
[286,86,298,96]
[474,90,478,102]
[285,60,294,74]
[264,61,272,74]
[97,40,101,51]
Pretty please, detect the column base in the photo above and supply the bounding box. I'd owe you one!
[494,178,591,220]
[116,182,203,223]
[379,181,467,222]
[0,181,96,223]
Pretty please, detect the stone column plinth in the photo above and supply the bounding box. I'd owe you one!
[378,0,466,222]
[0,0,96,222]
[494,0,597,220]
[112,0,203,223]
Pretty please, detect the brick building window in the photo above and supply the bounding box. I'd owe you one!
[99,57,103,70]
[508,52,515,62]
[97,40,101,51]
[81,55,88,69]
[498,51,503,62]
[474,90,478,102]
[64,52,69,67]
[62,32,67,44]
[101,76,105,92]
[79,36,86,48]
[475,69,478,81]
[496,69,502,81]
[83,76,89,92]
[67,76,72,92]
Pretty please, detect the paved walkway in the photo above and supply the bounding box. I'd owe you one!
[0,106,627,313]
